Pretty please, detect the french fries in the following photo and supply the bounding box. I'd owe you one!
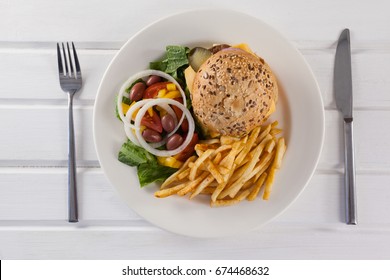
[154,121,287,207]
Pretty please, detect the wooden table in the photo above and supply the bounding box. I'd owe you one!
[1,0,390,259]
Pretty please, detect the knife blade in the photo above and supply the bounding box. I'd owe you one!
[334,28,357,225]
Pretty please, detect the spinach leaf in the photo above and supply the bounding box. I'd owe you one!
[118,140,156,167]
[149,45,190,85]
[137,163,177,187]
[149,60,168,72]
[164,45,190,73]
[118,141,178,187]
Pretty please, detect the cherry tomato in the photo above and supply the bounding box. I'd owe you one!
[143,82,170,99]
[171,97,189,132]
[141,110,163,133]
[172,97,184,119]
[174,133,199,162]
[180,119,189,132]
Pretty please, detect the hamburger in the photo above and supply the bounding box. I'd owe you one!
[185,45,278,138]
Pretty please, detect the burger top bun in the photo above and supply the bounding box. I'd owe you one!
[191,48,278,137]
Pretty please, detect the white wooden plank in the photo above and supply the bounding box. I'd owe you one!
[1,108,390,170]
[0,168,137,221]
[1,0,390,44]
[303,49,390,109]
[0,50,115,102]
[1,48,390,109]
[0,107,96,162]
[1,169,389,225]
[1,223,390,259]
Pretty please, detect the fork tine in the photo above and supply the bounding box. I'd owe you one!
[57,43,64,76]
[72,42,82,78]
[66,42,74,77]
[61,42,69,76]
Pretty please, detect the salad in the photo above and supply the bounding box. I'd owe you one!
[116,46,199,186]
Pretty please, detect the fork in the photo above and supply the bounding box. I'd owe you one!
[57,42,82,223]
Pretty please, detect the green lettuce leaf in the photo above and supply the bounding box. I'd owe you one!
[137,163,177,187]
[149,45,189,85]
[118,140,156,167]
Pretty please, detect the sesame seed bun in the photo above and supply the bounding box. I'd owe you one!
[191,48,278,137]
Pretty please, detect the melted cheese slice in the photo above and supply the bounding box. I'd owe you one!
[265,100,276,117]
[184,65,196,94]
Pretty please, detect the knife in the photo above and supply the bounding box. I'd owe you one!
[334,28,357,225]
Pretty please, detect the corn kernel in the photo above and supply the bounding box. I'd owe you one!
[166,83,176,91]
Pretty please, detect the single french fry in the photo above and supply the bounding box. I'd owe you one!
[177,172,208,196]
[265,139,276,154]
[177,168,190,180]
[207,160,224,184]
[220,135,241,145]
[200,186,216,195]
[218,166,230,175]
[211,190,251,207]
[273,138,286,169]
[256,124,271,144]
[235,126,261,165]
[270,128,283,137]
[247,173,267,201]
[198,138,220,145]
[211,163,236,202]
[246,151,274,180]
[241,178,256,191]
[230,160,251,183]
[263,167,276,200]
[160,156,196,189]
[213,145,232,156]
[237,189,251,201]
[190,174,215,199]
[211,198,240,207]
[155,183,186,198]
[271,120,279,128]
[189,149,215,180]
[248,135,272,161]
[219,139,244,171]
[213,153,222,164]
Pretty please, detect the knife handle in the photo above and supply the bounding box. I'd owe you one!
[344,119,357,225]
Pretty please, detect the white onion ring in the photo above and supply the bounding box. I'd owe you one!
[134,99,195,157]
[123,99,186,149]
[125,99,149,129]
[123,99,150,146]
[117,70,187,125]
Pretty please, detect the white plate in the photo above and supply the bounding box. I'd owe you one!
[93,9,324,237]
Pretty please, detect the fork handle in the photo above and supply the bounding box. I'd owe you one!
[68,93,78,222]
[344,119,357,225]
